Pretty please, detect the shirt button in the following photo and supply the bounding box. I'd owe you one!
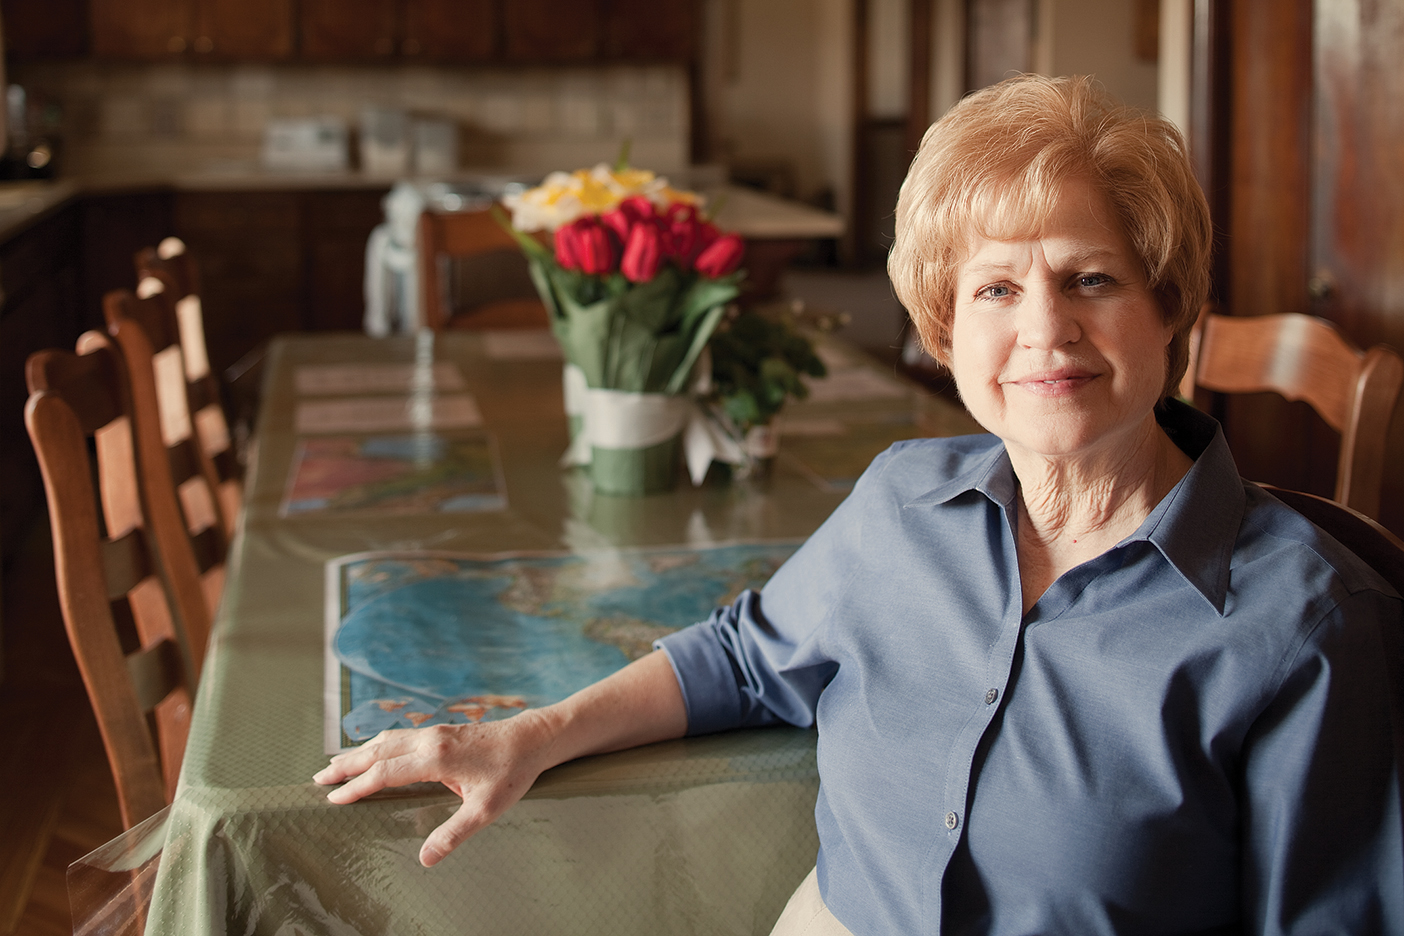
[945,811,959,830]
[985,688,999,705]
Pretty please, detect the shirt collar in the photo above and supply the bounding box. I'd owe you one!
[905,400,1244,615]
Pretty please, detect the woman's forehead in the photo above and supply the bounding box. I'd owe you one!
[954,178,1130,264]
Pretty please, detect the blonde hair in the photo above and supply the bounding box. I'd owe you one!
[888,74,1212,399]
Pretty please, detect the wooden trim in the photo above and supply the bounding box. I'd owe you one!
[848,0,870,266]
[906,0,934,158]
[1190,0,1233,306]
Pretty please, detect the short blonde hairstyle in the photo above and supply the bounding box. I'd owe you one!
[888,74,1212,399]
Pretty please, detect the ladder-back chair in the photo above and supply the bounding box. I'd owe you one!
[1181,307,1404,519]
[417,207,550,330]
[133,239,243,532]
[25,332,203,829]
[104,288,229,625]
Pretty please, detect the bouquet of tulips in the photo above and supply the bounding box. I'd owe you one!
[500,160,747,493]
[501,162,744,394]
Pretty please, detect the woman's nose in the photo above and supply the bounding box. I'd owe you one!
[1015,289,1081,350]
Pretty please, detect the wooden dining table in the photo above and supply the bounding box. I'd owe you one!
[142,328,979,936]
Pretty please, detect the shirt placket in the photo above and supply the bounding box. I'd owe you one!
[923,508,1028,930]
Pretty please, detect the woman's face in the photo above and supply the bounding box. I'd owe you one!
[948,178,1173,465]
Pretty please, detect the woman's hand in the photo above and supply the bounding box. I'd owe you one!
[313,708,562,867]
[313,650,688,867]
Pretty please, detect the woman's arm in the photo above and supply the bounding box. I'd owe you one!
[313,649,687,867]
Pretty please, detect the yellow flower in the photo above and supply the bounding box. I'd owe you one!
[504,163,705,232]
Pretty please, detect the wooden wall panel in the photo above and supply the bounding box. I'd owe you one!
[1311,0,1404,531]
[1198,0,1404,532]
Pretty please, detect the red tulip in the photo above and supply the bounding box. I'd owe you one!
[665,201,697,225]
[554,223,582,270]
[621,219,664,283]
[561,217,618,275]
[694,233,745,278]
[601,195,656,245]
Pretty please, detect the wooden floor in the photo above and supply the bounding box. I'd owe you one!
[0,518,125,936]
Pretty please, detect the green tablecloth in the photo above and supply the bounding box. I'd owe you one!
[143,331,979,936]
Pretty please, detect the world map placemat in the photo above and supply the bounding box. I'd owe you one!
[324,544,800,753]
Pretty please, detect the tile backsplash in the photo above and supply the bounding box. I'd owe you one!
[9,61,690,181]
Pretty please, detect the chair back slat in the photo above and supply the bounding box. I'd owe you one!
[131,245,243,534]
[25,335,196,828]
[95,317,215,679]
[103,531,155,601]
[125,638,185,715]
[1194,313,1361,430]
[105,290,228,642]
[1184,307,1404,519]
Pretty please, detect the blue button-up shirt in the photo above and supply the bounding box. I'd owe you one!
[658,403,1403,935]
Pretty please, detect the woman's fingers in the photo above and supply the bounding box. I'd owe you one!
[312,729,411,785]
[324,751,429,803]
[420,799,496,867]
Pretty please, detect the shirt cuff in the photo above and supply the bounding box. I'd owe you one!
[654,619,745,736]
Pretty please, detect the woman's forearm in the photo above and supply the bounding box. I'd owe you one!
[537,649,689,765]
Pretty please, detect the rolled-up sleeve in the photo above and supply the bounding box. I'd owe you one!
[655,448,901,736]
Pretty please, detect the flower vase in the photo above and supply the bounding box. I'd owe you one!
[581,388,691,495]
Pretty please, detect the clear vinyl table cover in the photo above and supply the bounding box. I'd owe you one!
[102,331,977,936]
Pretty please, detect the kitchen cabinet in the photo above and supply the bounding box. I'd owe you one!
[605,0,698,61]
[504,0,697,63]
[301,0,497,61]
[174,191,304,374]
[0,208,81,565]
[304,190,386,332]
[299,0,399,60]
[503,0,603,62]
[402,0,498,61]
[21,0,695,65]
[1,0,87,60]
[90,0,293,61]
[173,188,389,372]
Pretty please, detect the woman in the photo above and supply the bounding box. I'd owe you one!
[316,76,1402,934]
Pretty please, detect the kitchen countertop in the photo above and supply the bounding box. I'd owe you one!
[0,171,844,246]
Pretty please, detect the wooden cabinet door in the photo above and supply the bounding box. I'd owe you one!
[193,0,294,60]
[304,190,388,331]
[504,0,603,61]
[174,192,305,373]
[91,0,193,58]
[1198,0,1404,534]
[605,0,697,61]
[1310,0,1404,533]
[300,0,399,60]
[402,0,497,60]
[2,0,87,59]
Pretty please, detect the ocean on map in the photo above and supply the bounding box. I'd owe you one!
[333,544,799,742]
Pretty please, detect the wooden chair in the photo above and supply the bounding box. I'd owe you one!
[1181,307,1404,519]
[133,239,244,532]
[417,207,550,330]
[25,332,203,829]
[103,288,229,625]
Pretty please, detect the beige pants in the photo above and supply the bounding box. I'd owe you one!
[768,867,856,936]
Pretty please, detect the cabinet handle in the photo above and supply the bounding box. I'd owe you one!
[403,39,422,55]
[1308,270,1336,301]
[168,36,187,53]
[195,36,214,54]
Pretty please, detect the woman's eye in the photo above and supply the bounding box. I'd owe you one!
[1075,273,1112,289]
[977,284,1012,300]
